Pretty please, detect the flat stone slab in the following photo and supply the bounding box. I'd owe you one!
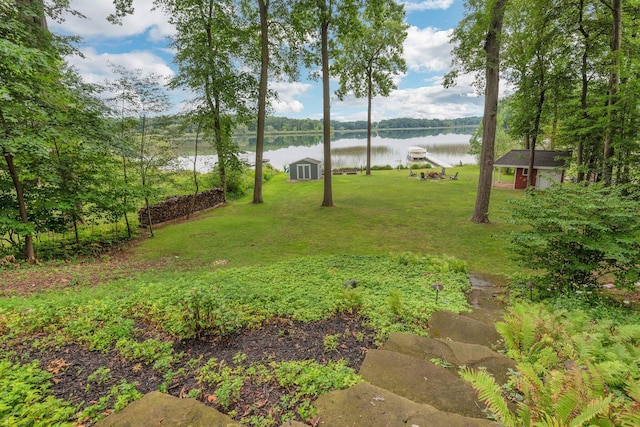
[428,311,502,347]
[94,391,241,427]
[358,349,487,419]
[384,332,517,384]
[314,382,497,427]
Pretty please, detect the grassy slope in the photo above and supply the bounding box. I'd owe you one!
[134,165,521,276]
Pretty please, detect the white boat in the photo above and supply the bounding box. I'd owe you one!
[406,146,428,160]
[406,146,454,168]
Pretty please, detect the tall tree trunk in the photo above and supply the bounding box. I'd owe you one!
[527,88,545,188]
[253,0,269,204]
[140,116,154,237]
[188,120,202,218]
[576,0,591,183]
[121,156,132,238]
[5,0,51,261]
[603,0,621,185]
[365,69,373,176]
[3,150,35,262]
[320,9,333,207]
[471,0,507,224]
[213,95,227,201]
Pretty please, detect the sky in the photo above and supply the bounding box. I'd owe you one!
[49,0,484,122]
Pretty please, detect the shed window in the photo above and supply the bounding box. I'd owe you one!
[522,168,529,176]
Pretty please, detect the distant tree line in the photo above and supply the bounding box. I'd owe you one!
[241,116,482,133]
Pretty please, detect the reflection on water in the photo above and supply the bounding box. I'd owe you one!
[176,127,476,172]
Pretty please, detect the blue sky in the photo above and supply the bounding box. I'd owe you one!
[50,0,484,121]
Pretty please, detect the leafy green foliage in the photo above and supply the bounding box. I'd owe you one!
[507,184,640,295]
[78,379,142,422]
[274,359,360,396]
[463,300,640,426]
[0,253,470,425]
[0,359,76,426]
[115,338,177,370]
[0,254,471,349]
[193,356,358,423]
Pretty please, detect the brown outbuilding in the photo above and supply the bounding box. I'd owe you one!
[494,150,570,189]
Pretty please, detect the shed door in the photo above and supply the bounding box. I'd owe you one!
[297,164,311,180]
[537,170,562,189]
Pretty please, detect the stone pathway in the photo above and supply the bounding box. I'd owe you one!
[96,274,512,427]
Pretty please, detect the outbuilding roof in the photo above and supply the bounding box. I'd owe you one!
[291,157,322,164]
[494,150,570,169]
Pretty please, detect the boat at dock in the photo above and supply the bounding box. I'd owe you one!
[406,146,428,160]
[406,146,453,168]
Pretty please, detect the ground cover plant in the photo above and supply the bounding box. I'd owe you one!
[461,297,640,426]
[0,253,471,426]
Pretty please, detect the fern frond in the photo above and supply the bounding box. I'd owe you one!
[460,368,520,426]
[517,362,546,403]
[595,360,630,388]
[583,362,606,398]
[554,389,579,423]
[533,413,564,427]
[614,324,640,342]
[624,377,640,402]
[618,411,640,427]
[568,395,612,427]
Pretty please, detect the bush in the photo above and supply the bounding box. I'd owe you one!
[507,183,640,295]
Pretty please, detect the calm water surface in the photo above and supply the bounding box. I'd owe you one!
[177,128,476,172]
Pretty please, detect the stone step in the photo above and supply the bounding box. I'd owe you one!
[313,382,497,427]
[93,391,241,427]
[464,273,508,324]
[427,310,502,348]
[358,349,489,419]
[383,332,516,384]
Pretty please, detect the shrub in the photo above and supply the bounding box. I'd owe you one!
[507,183,640,295]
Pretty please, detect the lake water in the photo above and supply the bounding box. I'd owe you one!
[176,128,476,172]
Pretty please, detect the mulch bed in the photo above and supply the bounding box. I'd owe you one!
[7,313,377,425]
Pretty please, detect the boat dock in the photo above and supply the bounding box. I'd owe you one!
[422,153,452,168]
[406,146,453,168]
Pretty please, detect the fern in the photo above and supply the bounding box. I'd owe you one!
[625,377,640,402]
[554,388,580,423]
[568,395,612,427]
[595,360,630,388]
[459,368,520,426]
[517,363,546,405]
[533,413,564,427]
[615,324,640,342]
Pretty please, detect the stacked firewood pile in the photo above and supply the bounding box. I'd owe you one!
[138,189,225,227]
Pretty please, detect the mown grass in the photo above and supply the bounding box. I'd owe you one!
[134,165,521,276]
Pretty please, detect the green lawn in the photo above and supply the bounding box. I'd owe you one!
[135,165,522,276]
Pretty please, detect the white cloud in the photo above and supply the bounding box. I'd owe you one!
[270,81,313,114]
[49,0,173,40]
[66,48,174,84]
[404,26,453,73]
[401,0,455,12]
[332,73,484,121]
